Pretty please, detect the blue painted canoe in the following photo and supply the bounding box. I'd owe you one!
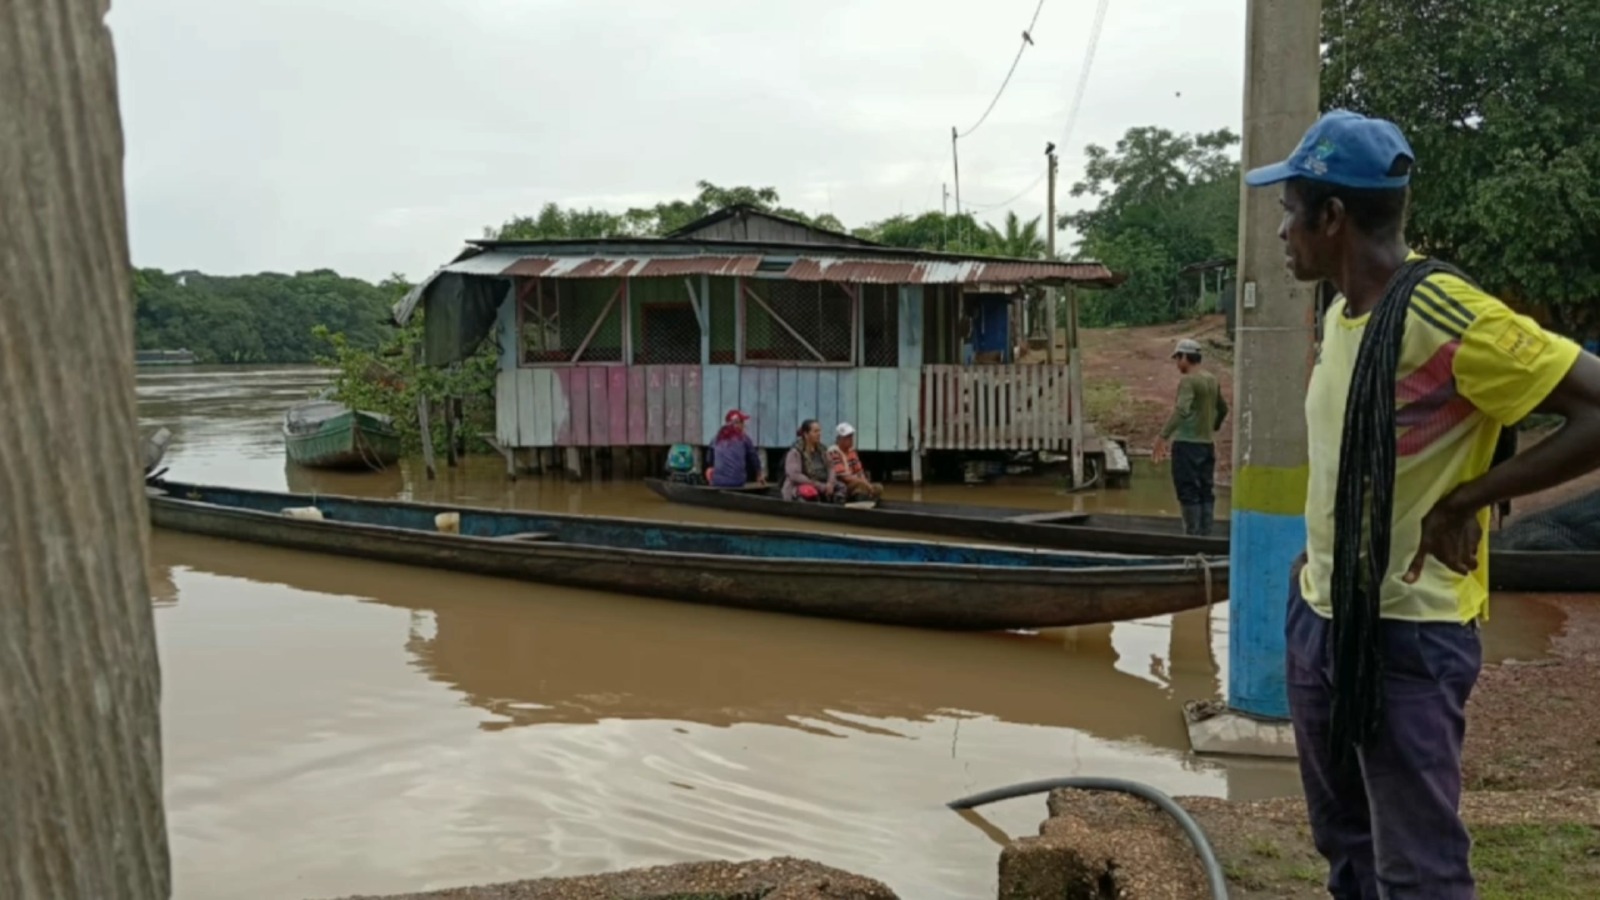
[145,480,1228,631]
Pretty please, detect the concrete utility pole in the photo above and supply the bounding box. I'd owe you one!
[1187,0,1321,755]
[1,0,172,895]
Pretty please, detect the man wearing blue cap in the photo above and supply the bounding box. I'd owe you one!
[1245,109,1600,898]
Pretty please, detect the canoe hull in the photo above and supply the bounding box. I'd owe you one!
[147,483,1228,631]
[284,409,400,470]
[644,478,1228,556]
[642,479,1592,593]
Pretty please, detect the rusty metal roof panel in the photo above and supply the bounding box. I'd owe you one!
[493,255,762,279]
[782,257,1114,285]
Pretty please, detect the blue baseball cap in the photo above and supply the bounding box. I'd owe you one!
[1244,109,1415,190]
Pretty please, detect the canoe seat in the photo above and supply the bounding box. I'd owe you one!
[1006,511,1091,525]
[494,531,556,542]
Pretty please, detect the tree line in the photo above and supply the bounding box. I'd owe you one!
[133,268,409,363]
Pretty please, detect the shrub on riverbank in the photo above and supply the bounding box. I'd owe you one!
[312,312,498,456]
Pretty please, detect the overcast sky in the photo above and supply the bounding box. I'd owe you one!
[107,0,1246,283]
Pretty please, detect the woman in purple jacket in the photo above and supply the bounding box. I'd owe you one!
[707,409,765,488]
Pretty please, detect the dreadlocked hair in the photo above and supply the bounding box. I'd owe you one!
[1327,255,1481,763]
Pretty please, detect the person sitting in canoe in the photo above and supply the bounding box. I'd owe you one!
[705,409,765,488]
[782,419,843,502]
[827,422,883,501]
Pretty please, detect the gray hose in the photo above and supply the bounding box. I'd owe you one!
[947,777,1229,900]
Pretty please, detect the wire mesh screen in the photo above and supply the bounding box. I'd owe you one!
[1492,487,1600,551]
[519,279,624,363]
[861,284,899,367]
[632,278,704,365]
[742,280,854,364]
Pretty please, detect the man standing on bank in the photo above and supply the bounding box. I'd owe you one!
[1246,109,1600,898]
[1153,337,1228,535]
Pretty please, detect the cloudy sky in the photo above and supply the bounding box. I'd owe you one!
[107,0,1246,283]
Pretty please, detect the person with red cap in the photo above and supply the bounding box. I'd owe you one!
[706,409,765,488]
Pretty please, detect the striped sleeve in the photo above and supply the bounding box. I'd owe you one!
[1420,274,1582,426]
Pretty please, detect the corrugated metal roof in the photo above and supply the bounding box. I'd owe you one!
[396,247,1118,325]
[499,255,762,279]
[782,257,1115,285]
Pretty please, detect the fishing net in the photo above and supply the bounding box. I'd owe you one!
[1491,486,1600,552]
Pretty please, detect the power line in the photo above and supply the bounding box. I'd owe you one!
[964,0,1112,218]
[1058,0,1111,153]
[955,0,1048,139]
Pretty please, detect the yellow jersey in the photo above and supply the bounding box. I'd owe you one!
[1299,255,1581,622]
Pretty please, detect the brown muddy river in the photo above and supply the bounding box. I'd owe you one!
[140,366,1568,899]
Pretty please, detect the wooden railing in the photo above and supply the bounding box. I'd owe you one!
[920,364,1074,451]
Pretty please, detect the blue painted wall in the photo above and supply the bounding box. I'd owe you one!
[1227,510,1306,718]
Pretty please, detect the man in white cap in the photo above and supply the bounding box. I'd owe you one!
[827,422,882,501]
[1152,337,1228,534]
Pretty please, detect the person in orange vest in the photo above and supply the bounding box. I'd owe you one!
[827,423,883,501]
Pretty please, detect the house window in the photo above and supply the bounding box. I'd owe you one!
[740,280,855,365]
[861,284,899,367]
[519,279,625,364]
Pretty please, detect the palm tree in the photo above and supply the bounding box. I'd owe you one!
[983,211,1049,259]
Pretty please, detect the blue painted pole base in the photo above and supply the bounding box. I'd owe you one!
[1227,510,1306,719]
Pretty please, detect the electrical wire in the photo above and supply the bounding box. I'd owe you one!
[947,776,1228,899]
[960,0,1111,216]
[956,0,1048,139]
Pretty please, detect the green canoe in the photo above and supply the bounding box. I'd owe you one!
[283,399,401,470]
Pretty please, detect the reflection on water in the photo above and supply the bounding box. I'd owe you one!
[141,366,1561,900]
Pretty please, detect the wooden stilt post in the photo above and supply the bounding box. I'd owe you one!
[445,396,459,468]
[418,395,437,480]
[564,446,582,480]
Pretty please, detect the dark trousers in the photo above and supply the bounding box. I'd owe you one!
[1285,578,1482,899]
[1170,441,1215,534]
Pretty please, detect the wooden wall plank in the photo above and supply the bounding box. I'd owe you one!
[757,368,781,447]
[898,366,920,455]
[877,369,900,451]
[665,365,685,444]
[683,367,703,446]
[740,367,762,445]
[628,366,648,445]
[609,367,629,448]
[720,366,742,424]
[777,368,799,439]
[496,370,517,446]
[856,369,879,451]
[700,366,721,445]
[587,367,610,446]
[797,368,820,431]
[837,369,858,442]
[527,369,551,447]
[567,367,591,446]
[816,369,838,438]
[646,365,666,445]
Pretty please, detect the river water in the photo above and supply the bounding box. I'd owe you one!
[139,365,1567,899]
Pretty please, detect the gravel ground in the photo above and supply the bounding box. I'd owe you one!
[322,857,899,900]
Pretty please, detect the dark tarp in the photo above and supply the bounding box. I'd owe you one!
[419,273,510,366]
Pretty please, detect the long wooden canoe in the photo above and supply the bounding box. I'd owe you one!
[146,480,1228,631]
[642,478,1600,593]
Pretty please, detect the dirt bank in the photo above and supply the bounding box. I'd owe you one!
[998,593,1600,898]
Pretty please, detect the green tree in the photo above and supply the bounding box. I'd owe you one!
[984,211,1049,259]
[132,267,400,363]
[1323,0,1600,337]
[852,210,995,253]
[486,181,847,241]
[1061,126,1241,326]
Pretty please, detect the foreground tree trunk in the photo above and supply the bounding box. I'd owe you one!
[0,1,171,897]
